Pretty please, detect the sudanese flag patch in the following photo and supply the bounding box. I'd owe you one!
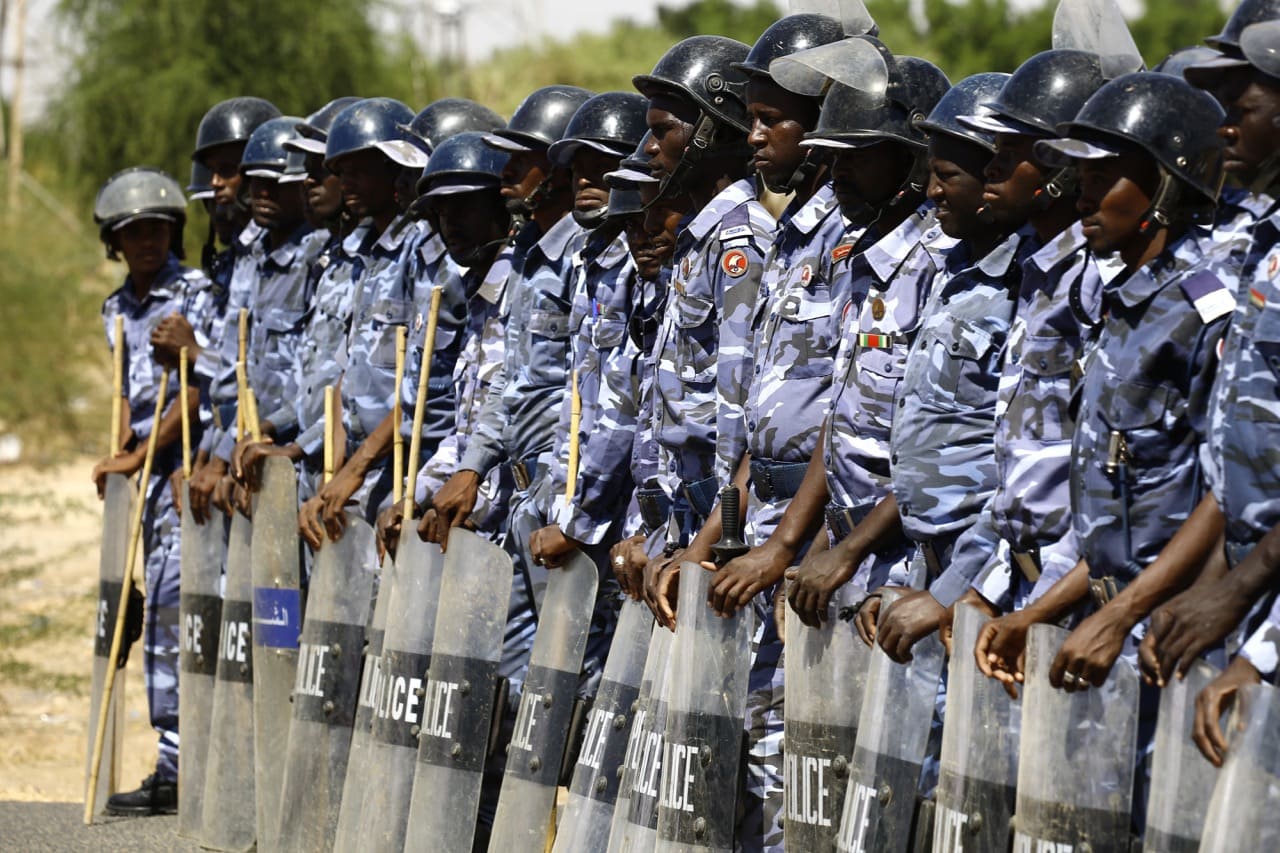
[722,249,750,278]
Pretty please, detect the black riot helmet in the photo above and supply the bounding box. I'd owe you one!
[1154,46,1223,78]
[403,98,506,155]
[240,116,305,178]
[416,132,509,196]
[94,167,187,259]
[324,98,416,168]
[605,132,660,189]
[1036,72,1226,227]
[917,72,1012,153]
[634,35,753,132]
[734,13,845,79]
[193,97,281,162]
[961,50,1107,138]
[484,86,594,152]
[188,161,214,201]
[287,97,362,156]
[1208,0,1280,54]
[548,92,650,166]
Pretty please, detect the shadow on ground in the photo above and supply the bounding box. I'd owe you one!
[0,801,204,852]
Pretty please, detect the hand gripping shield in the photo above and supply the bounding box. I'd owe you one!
[275,515,376,853]
[85,473,136,819]
[1199,681,1280,852]
[403,528,514,853]
[332,550,390,853]
[554,599,654,852]
[355,531,446,852]
[931,603,1020,853]
[784,588,872,851]
[655,563,753,852]
[835,588,945,853]
[606,621,675,853]
[487,548,600,851]
[251,457,303,850]
[1142,660,1220,852]
[200,512,257,852]
[1012,623,1139,853]
[177,486,223,838]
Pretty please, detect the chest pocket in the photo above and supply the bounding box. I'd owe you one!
[1007,334,1081,442]
[775,285,835,380]
[1099,381,1177,478]
[368,298,413,369]
[526,308,571,386]
[672,293,717,386]
[591,317,628,351]
[921,317,998,410]
[258,307,306,367]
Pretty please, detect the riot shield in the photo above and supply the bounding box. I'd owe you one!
[1199,681,1280,852]
[606,621,674,853]
[784,592,872,851]
[177,487,223,838]
[931,603,1020,853]
[1012,622,1139,853]
[85,473,135,819]
[331,550,390,853]
[487,548,600,851]
[654,562,753,852]
[1142,660,1219,853]
[251,456,303,851]
[835,588,946,853]
[554,598,654,852]
[403,528,514,853]
[200,511,257,852]
[275,514,376,853]
[355,531,445,852]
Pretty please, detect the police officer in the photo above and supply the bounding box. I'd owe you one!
[91,167,212,814]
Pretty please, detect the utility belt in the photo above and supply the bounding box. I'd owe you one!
[748,457,809,503]
[824,501,876,542]
[510,454,544,493]
[681,474,719,523]
[915,528,963,583]
[635,487,672,535]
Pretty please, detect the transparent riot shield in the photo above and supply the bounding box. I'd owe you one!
[607,621,675,853]
[554,598,654,852]
[201,511,257,852]
[275,514,376,853]
[403,528,514,853]
[784,592,872,851]
[1199,681,1280,852]
[488,548,600,851]
[332,550,390,853]
[251,456,303,851]
[85,473,135,819]
[356,531,445,852]
[177,487,223,838]
[835,588,946,853]
[932,603,1020,853]
[1012,622,1139,853]
[1142,660,1219,853]
[654,562,753,852]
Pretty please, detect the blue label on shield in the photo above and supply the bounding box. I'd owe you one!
[253,587,302,649]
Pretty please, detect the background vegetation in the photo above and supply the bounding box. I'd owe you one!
[0,0,1228,459]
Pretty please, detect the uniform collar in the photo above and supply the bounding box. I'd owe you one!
[786,182,839,238]
[418,225,448,266]
[535,212,581,263]
[342,220,373,256]
[263,223,314,268]
[685,178,757,243]
[1028,221,1088,274]
[119,255,184,306]
[975,226,1034,279]
[1112,227,1209,308]
[582,228,631,271]
[373,214,416,253]
[864,203,938,282]
[235,220,263,252]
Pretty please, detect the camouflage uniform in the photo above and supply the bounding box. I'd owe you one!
[649,178,775,537]
[823,205,954,595]
[102,254,215,783]
[616,270,670,545]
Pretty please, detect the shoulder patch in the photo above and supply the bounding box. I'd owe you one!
[1181,271,1235,324]
[722,249,750,278]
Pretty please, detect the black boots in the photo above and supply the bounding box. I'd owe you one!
[104,773,178,816]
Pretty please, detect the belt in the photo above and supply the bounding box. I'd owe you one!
[635,487,672,534]
[917,530,962,582]
[748,458,809,503]
[824,502,875,541]
[1011,548,1042,583]
[681,475,719,522]
[1225,539,1254,570]
[1089,575,1122,608]
[511,455,543,492]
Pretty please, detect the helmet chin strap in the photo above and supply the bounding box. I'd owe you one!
[846,153,929,230]
[1138,168,1182,234]
[778,150,821,195]
[453,233,511,268]
[648,113,720,207]
[1034,166,1078,211]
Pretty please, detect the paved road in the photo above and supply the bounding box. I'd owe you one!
[0,801,204,852]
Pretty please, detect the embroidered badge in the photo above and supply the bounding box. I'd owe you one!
[871,298,886,321]
[722,249,749,278]
[831,243,854,263]
[799,264,812,285]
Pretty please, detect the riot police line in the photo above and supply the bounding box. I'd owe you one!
[81,0,1280,850]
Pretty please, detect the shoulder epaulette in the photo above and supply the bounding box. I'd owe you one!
[1180,270,1235,324]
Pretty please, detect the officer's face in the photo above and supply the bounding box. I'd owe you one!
[746,77,819,193]
[303,153,343,223]
[201,142,246,208]
[926,136,991,241]
[500,149,551,206]
[395,166,419,213]
[1076,151,1161,258]
[982,133,1049,227]
[829,142,914,219]
[248,175,306,231]
[571,148,620,218]
[429,189,509,264]
[1219,75,1280,183]
[645,94,699,178]
[114,217,172,277]
[331,149,400,220]
[638,184,686,275]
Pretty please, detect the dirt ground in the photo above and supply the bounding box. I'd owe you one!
[0,457,156,802]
